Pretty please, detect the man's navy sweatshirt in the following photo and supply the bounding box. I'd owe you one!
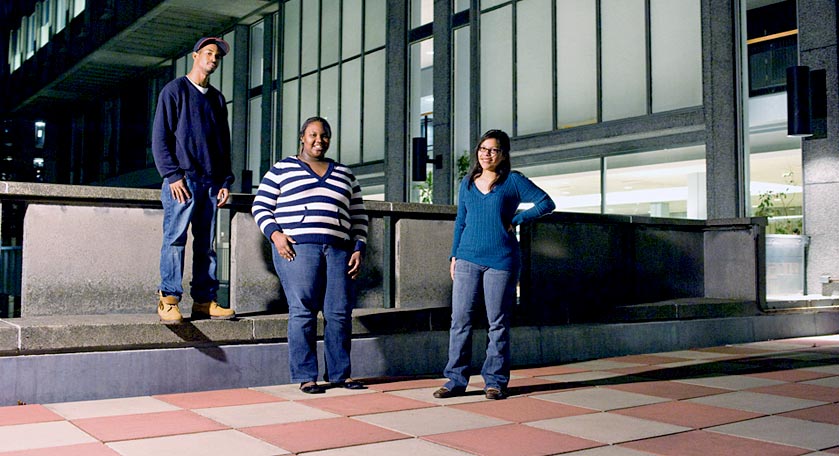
[152,76,235,188]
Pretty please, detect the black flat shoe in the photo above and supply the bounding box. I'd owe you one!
[332,379,367,390]
[300,382,325,394]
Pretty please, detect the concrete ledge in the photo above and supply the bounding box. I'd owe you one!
[2,309,839,405]
[0,307,453,355]
[608,298,763,322]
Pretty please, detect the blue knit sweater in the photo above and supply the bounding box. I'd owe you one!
[152,76,234,188]
[251,156,368,254]
[451,171,556,271]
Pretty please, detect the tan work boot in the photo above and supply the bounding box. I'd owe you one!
[192,301,235,320]
[157,292,183,325]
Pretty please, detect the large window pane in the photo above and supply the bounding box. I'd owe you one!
[365,0,386,50]
[412,0,433,28]
[557,0,597,128]
[481,0,508,10]
[320,66,340,156]
[341,59,362,164]
[516,0,552,135]
[364,50,385,162]
[520,159,602,214]
[301,0,320,74]
[299,73,318,121]
[250,21,264,89]
[221,31,235,100]
[342,0,362,59]
[601,0,647,121]
[480,6,513,134]
[283,0,300,79]
[651,0,702,112]
[605,146,707,219]
[282,81,299,157]
[321,0,340,66]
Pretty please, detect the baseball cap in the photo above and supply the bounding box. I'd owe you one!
[193,37,230,56]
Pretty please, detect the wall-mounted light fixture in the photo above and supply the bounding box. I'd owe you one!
[411,136,442,181]
[786,65,827,139]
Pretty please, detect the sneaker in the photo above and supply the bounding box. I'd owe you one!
[157,292,183,325]
[485,387,505,400]
[433,387,464,399]
[192,301,235,320]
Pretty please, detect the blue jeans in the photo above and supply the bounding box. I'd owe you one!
[272,243,354,383]
[444,259,517,391]
[158,177,220,302]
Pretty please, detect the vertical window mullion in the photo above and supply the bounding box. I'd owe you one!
[551,0,557,131]
[645,0,652,115]
[511,0,517,137]
[595,0,602,123]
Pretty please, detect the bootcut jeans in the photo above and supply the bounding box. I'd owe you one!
[272,243,354,384]
[158,176,220,303]
[443,258,517,391]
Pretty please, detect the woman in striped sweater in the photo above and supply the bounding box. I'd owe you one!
[252,116,368,394]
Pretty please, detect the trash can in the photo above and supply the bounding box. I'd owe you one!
[765,234,808,296]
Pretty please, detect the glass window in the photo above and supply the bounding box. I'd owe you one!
[557,0,597,128]
[250,21,264,89]
[365,0,386,51]
[516,0,552,135]
[454,0,469,13]
[299,73,318,123]
[363,50,386,162]
[321,0,340,66]
[221,31,235,101]
[283,0,300,80]
[301,0,320,74]
[480,5,513,133]
[248,96,262,187]
[342,0,362,59]
[605,146,707,219]
[520,159,602,214]
[340,58,362,164]
[601,0,647,121]
[320,66,340,153]
[412,0,433,28]
[55,0,67,32]
[281,81,299,158]
[73,0,84,17]
[651,0,702,112]
[453,26,471,187]
[481,0,508,10]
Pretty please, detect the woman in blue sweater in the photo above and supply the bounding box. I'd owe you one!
[434,129,555,400]
[252,116,368,394]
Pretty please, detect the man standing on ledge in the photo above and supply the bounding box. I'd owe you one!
[152,37,236,324]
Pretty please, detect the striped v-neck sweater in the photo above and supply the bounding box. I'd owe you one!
[252,156,368,253]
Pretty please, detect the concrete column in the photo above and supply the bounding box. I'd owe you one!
[385,0,409,202]
[432,0,453,204]
[799,0,839,294]
[231,24,250,193]
[702,0,748,219]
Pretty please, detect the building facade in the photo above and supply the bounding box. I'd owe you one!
[1,0,837,295]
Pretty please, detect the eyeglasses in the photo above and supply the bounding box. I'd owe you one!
[478,146,503,156]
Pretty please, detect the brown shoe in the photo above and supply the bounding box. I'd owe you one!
[157,292,183,325]
[485,387,505,400]
[433,387,464,399]
[192,301,235,320]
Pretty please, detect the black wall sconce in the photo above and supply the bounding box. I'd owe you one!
[411,136,443,181]
[786,65,827,139]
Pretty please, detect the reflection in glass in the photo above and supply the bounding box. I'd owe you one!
[605,146,707,219]
[480,6,513,133]
[519,159,602,214]
[601,0,647,121]
[364,50,386,162]
[517,0,552,135]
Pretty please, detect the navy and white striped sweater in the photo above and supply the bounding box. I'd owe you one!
[252,156,368,254]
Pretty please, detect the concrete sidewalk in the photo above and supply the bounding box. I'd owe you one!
[1,335,838,455]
